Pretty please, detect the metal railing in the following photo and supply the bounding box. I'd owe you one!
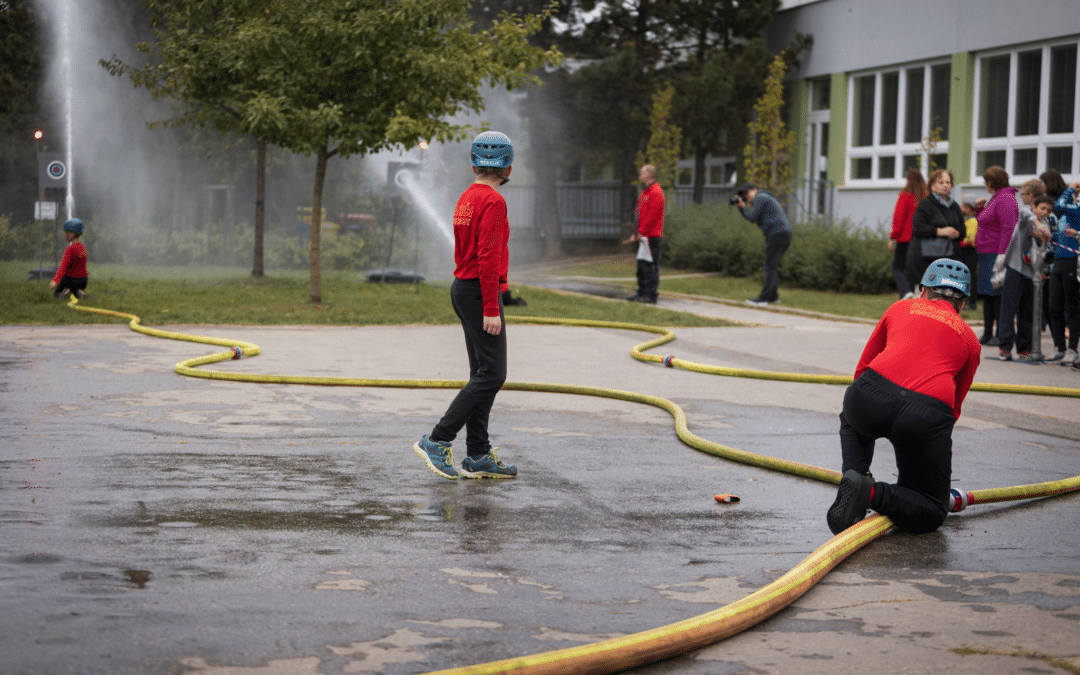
[555,181,629,239]
[391,178,838,244]
[783,178,835,227]
[670,185,736,210]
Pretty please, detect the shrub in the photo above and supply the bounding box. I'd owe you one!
[0,217,41,261]
[663,203,893,295]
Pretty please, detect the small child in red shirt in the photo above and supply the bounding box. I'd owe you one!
[50,218,89,299]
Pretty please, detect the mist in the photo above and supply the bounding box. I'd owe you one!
[33,0,538,280]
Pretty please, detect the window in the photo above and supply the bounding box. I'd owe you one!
[708,162,736,185]
[847,61,951,184]
[811,77,831,111]
[904,68,924,143]
[853,74,875,147]
[1049,44,1077,133]
[973,39,1080,180]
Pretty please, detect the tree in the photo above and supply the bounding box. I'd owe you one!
[668,0,779,203]
[542,0,784,205]
[105,0,558,302]
[636,83,681,192]
[0,0,46,225]
[744,55,794,195]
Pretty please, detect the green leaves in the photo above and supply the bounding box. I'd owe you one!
[105,0,557,301]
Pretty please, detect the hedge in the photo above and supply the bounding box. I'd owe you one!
[663,202,893,295]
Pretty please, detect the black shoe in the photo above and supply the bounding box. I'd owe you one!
[627,294,641,302]
[979,334,992,345]
[826,470,874,535]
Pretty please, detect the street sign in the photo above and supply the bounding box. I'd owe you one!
[35,202,58,219]
[38,152,67,187]
[47,160,66,180]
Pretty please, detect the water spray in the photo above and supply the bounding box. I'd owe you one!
[59,0,75,219]
[394,168,455,247]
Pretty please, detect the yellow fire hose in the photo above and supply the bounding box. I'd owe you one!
[65,297,1080,675]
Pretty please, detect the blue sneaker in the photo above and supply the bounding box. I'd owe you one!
[414,435,457,480]
[460,449,517,479]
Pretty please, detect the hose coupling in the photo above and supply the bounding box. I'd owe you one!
[948,487,970,512]
[231,346,244,360]
[663,355,675,368]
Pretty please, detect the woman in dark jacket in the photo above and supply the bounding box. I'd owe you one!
[907,168,966,289]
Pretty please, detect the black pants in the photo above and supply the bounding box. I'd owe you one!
[839,369,954,534]
[891,242,911,298]
[759,230,791,302]
[997,267,1033,353]
[1049,257,1079,351]
[635,236,662,301]
[431,278,507,458]
[53,275,87,298]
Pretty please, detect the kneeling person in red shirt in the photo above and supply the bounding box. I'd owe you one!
[827,259,981,534]
[50,218,89,299]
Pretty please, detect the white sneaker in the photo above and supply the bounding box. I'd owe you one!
[1061,349,1079,366]
[1046,350,1066,362]
[902,292,915,300]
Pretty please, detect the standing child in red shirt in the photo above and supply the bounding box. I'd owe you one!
[413,131,517,480]
[50,218,89,299]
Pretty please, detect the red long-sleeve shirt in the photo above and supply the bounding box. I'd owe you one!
[636,181,665,238]
[890,190,918,243]
[452,183,509,317]
[855,298,981,420]
[52,241,88,283]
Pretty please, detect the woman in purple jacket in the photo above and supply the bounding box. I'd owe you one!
[974,166,1018,344]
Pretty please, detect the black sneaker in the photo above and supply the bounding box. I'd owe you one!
[826,470,874,535]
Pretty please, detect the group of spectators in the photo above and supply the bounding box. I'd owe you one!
[890,165,1080,366]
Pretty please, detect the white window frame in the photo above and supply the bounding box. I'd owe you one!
[845,59,952,187]
[971,37,1080,183]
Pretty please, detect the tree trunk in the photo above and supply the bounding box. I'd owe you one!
[309,145,329,304]
[693,147,707,204]
[252,137,266,277]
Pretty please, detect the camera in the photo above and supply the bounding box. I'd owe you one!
[729,190,747,205]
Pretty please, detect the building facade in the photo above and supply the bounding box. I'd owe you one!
[762,0,1080,229]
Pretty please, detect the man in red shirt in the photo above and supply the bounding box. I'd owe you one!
[827,259,981,535]
[625,164,665,304]
[414,131,517,480]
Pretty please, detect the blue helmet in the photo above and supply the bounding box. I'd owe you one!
[921,258,970,296]
[470,131,513,169]
[63,218,84,236]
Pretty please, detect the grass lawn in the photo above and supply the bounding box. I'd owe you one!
[3,257,976,327]
[0,261,734,328]
[543,258,980,323]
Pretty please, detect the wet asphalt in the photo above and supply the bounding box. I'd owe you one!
[1,288,1079,675]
